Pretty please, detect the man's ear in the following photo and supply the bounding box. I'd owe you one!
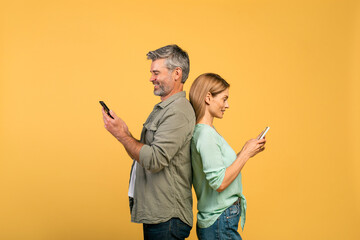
[205,92,212,105]
[173,67,182,81]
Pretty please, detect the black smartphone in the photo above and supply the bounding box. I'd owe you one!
[99,101,114,119]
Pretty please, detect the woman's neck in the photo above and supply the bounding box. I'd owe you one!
[197,111,214,126]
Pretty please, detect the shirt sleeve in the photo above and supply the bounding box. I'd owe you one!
[195,128,226,191]
[139,108,192,173]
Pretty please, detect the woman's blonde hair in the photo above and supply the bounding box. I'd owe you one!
[189,73,230,122]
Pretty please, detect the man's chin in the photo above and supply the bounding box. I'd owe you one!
[153,90,163,96]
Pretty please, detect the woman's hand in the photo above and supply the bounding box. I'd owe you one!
[238,138,266,160]
[217,137,266,192]
[218,137,266,192]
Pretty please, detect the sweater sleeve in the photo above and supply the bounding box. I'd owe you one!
[195,128,226,191]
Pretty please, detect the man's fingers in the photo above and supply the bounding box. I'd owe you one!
[101,109,107,119]
[102,108,108,118]
[101,108,116,120]
[109,110,117,119]
[102,109,112,129]
[102,115,109,128]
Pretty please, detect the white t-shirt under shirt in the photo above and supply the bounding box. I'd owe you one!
[128,160,137,198]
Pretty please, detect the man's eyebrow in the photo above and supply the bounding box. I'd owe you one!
[150,70,160,73]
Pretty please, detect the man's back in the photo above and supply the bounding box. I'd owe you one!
[131,91,195,227]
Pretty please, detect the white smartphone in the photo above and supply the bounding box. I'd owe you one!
[257,127,270,140]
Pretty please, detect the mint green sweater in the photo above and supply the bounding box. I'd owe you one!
[191,124,247,230]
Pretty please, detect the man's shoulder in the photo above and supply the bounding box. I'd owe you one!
[152,92,195,125]
[167,97,195,120]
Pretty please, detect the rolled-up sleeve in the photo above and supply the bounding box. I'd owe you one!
[139,108,191,173]
[196,130,226,190]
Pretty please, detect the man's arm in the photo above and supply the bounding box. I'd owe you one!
[101,108,143,161]
[138,108,193,173]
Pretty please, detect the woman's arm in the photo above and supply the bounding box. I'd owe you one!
[217,138,266,192]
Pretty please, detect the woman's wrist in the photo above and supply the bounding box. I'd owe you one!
[237,151,249,165]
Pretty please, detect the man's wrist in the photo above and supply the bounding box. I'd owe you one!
[116,132,132,144]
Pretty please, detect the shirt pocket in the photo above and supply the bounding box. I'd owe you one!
[143,122,158,144]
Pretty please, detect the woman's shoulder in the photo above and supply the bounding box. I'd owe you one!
[193,124,219,142]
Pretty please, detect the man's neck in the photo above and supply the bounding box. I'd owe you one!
[160,85,184,101]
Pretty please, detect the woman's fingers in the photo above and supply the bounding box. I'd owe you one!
[257,130,264,139]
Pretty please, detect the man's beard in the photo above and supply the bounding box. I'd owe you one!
[154,84,166,96]
[153,76,172,97]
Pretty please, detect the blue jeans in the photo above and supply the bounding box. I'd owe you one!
[196,202,242,240]
[143,218,192,240]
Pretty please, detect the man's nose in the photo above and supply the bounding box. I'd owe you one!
[149,75,156,82]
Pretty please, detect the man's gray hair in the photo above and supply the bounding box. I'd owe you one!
[147,44,190,83]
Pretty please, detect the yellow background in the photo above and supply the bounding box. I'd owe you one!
[1,0,359,239]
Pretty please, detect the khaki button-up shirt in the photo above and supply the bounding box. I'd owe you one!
[130,91,196,226]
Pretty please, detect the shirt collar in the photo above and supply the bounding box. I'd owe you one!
[156,91,186,109]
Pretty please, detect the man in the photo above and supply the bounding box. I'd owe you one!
[101,45,195,239]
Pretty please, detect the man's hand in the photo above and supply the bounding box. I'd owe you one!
[101,107,143,161]
[102,108,130,143]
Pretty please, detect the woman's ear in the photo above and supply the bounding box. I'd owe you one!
[205,92,212,105]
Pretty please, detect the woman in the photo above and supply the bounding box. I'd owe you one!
[189,73,266,240]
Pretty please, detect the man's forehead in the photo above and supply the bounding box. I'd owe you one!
[150,59,167,71]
